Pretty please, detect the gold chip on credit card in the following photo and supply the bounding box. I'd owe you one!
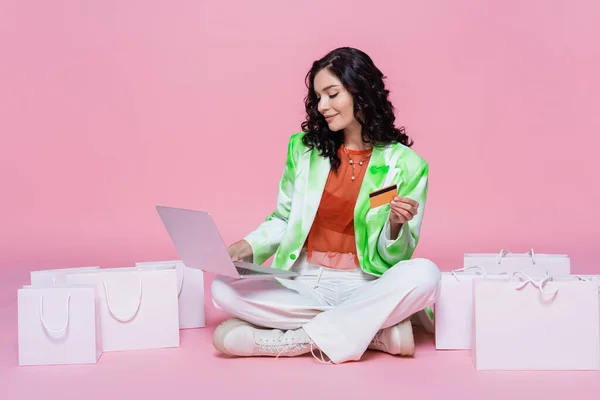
[369,184,398,208]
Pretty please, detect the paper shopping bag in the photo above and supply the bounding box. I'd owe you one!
[136,260,205,329]
[464,248,570,277]
[18,284,102,366]
[574,274,600,337]
[472,274,600,370]
[30,266,100,286]
[434,266,493,350]
[66,266,180,352]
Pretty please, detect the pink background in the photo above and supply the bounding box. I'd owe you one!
[2,1,600,397]
[1,0,598,274]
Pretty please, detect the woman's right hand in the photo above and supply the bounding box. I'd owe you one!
[227,239,253,262]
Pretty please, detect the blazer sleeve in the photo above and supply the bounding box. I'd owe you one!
[376,161,429,265]
[243,134,300,265]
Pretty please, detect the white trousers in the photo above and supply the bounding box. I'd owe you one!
[211,251,441,364]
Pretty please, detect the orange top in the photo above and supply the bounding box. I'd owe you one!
[306,145,373,270]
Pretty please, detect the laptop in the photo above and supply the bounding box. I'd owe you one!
[155,205,300,279]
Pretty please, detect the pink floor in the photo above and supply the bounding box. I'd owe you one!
[2,267,600,400]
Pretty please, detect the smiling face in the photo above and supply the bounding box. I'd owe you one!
[313,68,360,133]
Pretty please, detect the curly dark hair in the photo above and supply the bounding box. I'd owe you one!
[300,47,413,171]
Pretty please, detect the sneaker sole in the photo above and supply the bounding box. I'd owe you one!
[212,318,251,356]
[395,319,416,356]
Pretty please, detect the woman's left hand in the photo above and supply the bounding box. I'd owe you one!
[389,196,419,225]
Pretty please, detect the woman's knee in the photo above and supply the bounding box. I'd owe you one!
[415,258,441,293]
[210,277,239,310]
[388,257,441,294]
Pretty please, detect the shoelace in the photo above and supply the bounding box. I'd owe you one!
[256,337,332,364]
[258,341,310,358]
[310,344,332,364]
[370,331,384,348]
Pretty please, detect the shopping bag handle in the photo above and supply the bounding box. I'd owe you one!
[451,266,487,282]
[573,275,600,294]
[176,266,184,297]
[513,271,557,296]
[139,263,183,297]
[163,264,184,297]
[574,275,599,281]
[39,294,71,334]
[497,248,536,265]
[103,273,143,322]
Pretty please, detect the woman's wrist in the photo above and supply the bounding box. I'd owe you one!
[237,239,254,260]
[388,218,403,241]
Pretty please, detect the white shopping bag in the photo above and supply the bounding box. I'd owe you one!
[65,266,180,352]
[135,260,205,329]
[472,274,600,370]
[30,266,100,286]
[464,248,570,277]
[434,266,493,350]
[574,274,600,336]
[18,284,102,366]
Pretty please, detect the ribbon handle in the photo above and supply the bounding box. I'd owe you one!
[451,266,487,282]
[177,266,184,297]
[497,248,536,265]
[496,249,512,264]
[138,263,183,297]
[513,271,557,296]
[573,275,599,281]
[103,272,143,322]
[39,294,71,334]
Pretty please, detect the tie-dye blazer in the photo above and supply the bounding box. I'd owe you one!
[244,131,429,276]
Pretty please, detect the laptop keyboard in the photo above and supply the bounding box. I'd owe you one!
[235,266,271,276]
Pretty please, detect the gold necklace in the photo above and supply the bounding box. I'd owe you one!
[342,145,372,181]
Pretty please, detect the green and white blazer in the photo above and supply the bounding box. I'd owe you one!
[244,131,429,276]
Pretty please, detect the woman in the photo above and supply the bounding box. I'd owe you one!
[211,47,441,364]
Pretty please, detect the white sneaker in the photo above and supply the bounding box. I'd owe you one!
[410,309,434,333]
[213,318,314,358]
[368,319,415,356]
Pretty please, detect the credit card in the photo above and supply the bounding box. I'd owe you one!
[369,184,398,208]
